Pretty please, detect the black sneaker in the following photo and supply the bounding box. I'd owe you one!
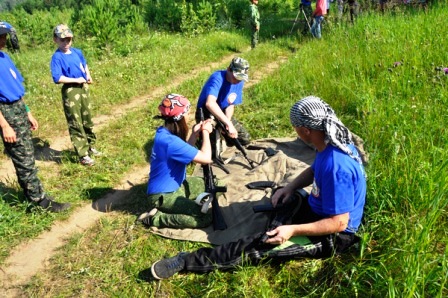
[38,196,71,213]
[151,252,188,280]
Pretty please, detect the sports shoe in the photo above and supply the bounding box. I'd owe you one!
[38,196,71,213]
[89,147,103,156]
[151,252,188,280]
[80,155,95,166]
[137,208,158,226]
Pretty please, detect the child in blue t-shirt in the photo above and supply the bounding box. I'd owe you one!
[148,96,367,280]
[50,24,101,166]
[137,94,215,229]
[1,21,70,212]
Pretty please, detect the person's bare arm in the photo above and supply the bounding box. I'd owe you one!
[265,212,350,245]
[205,95,238,138]
[85,65,93,84]
[27,112,38,131]
[190,120,213,164]
[0,110,16,143]
[271,167,314,207]
[57,75,86,84]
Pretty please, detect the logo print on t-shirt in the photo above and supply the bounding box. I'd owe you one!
[311,179,320,198]
[80,63,86,73]
[227,92,237,104]
[9,68,17,79]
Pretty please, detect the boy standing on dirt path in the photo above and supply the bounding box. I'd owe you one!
[249,0,260,49]
[50,24,101,166]
[0,21,71,212]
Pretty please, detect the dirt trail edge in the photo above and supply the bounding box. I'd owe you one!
[1,50,251,181]
[0,53,288,296]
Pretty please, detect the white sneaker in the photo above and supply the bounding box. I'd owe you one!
[137,208,158,226]
[89,148,103,156]
[80,155,95,166]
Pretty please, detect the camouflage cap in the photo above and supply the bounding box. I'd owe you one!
[0,21,14,35]
[54,24,73,38]
[229,57,249,82]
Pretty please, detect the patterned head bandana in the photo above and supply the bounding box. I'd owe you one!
[158,93,191,122]
[290,96,362,164]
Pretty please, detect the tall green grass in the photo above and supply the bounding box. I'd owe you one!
[1,2,447,297]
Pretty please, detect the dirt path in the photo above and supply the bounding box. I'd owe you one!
[0,52,289,296]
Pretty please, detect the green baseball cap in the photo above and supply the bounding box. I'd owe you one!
[229,57,250,82]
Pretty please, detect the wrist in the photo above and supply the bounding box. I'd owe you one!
[0,121,11,129]
[25,104,30,113]
[202,128,211,134]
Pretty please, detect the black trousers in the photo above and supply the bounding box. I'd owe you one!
[183,198,357,273]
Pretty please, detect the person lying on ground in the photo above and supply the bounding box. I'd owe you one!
[148,95,367,280]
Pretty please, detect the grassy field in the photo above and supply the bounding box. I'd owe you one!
[1,2,447,297]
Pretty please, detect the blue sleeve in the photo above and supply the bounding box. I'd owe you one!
[205,74,223,98]
[72,48,87,66]
[320,166,355,215]
[0,52,25,102]
[168,137,198,164]
[50,52,63,83]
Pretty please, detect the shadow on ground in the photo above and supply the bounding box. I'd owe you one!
[87,182,151,217]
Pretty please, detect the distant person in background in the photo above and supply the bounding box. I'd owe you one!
[249,0,260,49]
[148,96,366,280]
[379,0,387,13]
[300,0,313,35]
[137,94,214,229]
[0,21,70,212]
[311,0,327,39]
[195,57,251,161]
[337,0,358,24]
[50,24,101,166]
[337,0,344,19]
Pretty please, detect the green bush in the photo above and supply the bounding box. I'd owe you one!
[144,0,183,31]
[180,0,216,36]
[71,0,146,52]
[1,7,71,48]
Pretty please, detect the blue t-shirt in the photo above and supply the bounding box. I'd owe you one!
[50,48,88,83]
[196,70,244,111]
[309,144,366,233]
[0,51,25,103]
[147,126,199,194]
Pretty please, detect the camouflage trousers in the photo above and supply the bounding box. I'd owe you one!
[148,176,212,229]
[251,27,259,49]
[61,83,96,158]
[0,100,45,202]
